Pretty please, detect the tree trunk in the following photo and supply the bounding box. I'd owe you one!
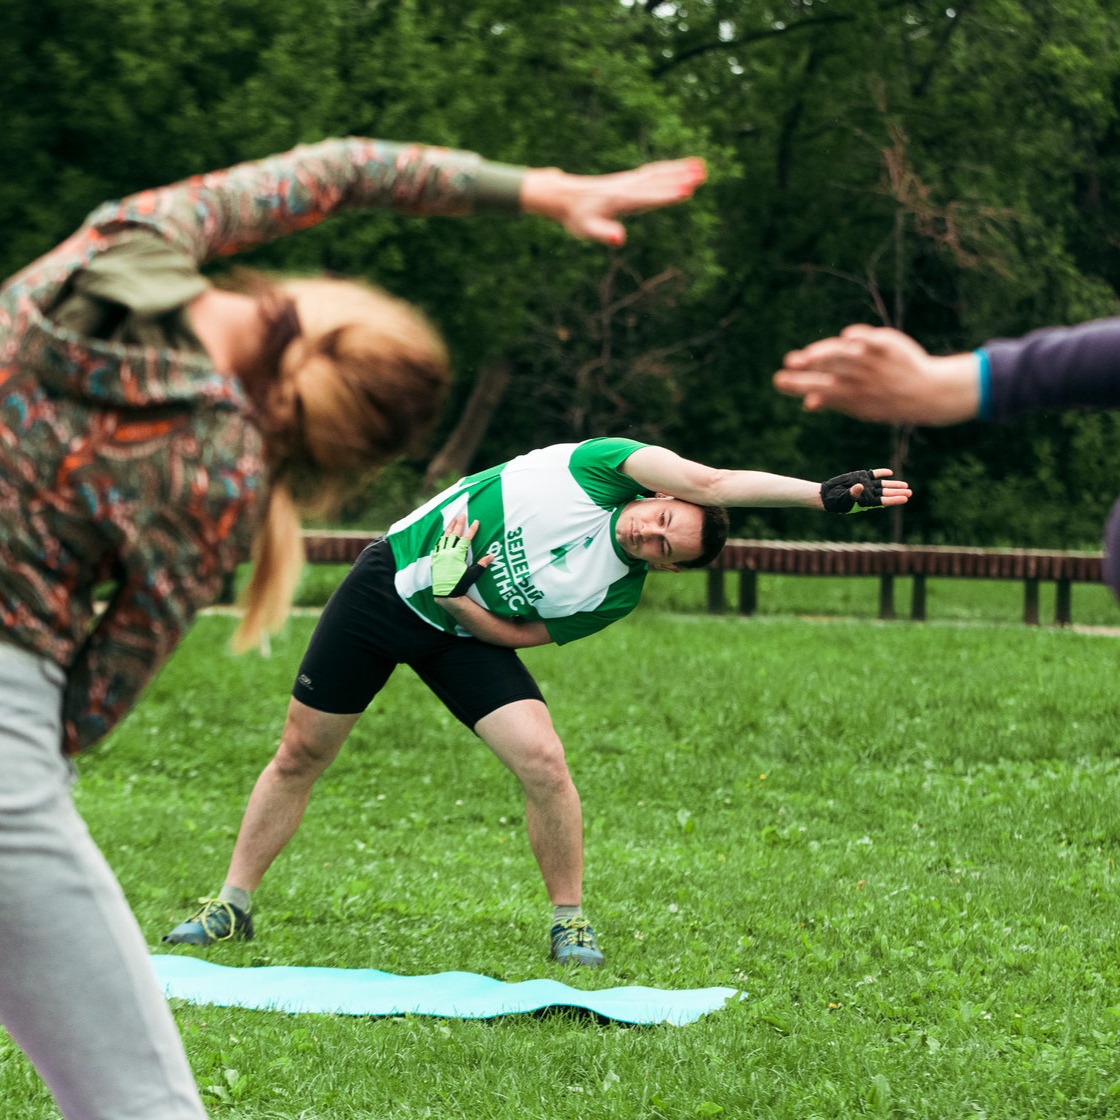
[423,358,511,491]
[889,429,905,543]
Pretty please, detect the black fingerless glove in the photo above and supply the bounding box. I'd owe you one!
[821,470,884,514]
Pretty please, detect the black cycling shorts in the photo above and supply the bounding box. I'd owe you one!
[292,540,544,729]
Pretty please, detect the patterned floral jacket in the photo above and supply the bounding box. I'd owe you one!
[0,137,522,754]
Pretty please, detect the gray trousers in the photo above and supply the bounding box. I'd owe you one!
[0,644,207,1120]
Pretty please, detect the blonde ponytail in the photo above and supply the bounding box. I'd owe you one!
[231,481,304,654]
[230,276,450,653]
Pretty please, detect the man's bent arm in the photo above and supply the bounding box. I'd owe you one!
[620,446,824,509]
[435,595,553,649]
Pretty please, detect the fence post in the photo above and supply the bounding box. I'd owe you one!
[706,569,726,614]
[738,569,758,616]
[910,574,927,621]
[1023,578,1040,625]
[1055,579,1071,626]
[878,575,895,620]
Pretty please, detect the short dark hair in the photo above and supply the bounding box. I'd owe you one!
[678,504,729,569]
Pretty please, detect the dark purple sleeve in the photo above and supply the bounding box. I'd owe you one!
[984,318,1120,421]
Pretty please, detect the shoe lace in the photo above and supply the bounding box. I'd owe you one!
[190,897,239,942]
[555,917,595,947]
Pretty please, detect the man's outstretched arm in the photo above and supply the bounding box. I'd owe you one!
[618,446,911,511]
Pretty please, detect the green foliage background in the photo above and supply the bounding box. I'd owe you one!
[6,0,1120,546]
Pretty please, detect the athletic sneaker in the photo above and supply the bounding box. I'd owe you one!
[550,917,604,967]
[163,899,254,945]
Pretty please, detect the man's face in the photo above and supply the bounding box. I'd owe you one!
[616,497,705,570]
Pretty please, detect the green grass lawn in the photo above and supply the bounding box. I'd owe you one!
[297,561,1120,629]
[3,588,1120,1118]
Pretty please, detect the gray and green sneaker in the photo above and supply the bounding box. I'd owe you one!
[163,899,254,946]
[550,917,604,967]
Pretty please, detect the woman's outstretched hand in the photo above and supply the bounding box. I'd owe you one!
[521,158,707,246]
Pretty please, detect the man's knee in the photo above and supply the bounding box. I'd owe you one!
[510,733,574,794]
[271,734,329,782]
[270,704,354,781]
[476,699,575,794]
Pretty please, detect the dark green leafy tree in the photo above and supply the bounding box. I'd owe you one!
[5,0,1120,544]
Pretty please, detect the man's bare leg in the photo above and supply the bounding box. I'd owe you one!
[474,699,583,906]
[225,698,362,891]
[474,699,603,964]
[164,698,360,944]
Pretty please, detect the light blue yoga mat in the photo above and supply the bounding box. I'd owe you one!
[151,955,741,1026]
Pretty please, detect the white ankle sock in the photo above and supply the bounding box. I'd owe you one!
[218,885,251,913]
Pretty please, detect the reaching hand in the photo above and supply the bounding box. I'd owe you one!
[774,324,981,427]
[521,158,707,246]
[820,468,912,514]
[430,514,493,597]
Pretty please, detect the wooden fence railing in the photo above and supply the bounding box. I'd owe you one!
[296,533,1105,627]
[706,540,1104,626]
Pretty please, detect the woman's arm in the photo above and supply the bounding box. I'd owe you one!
[84,139,706,265]
[520,157,706,246]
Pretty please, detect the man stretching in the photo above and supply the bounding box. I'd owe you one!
[165,437,909,965]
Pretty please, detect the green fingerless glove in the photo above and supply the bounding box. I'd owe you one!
[430,528,473,595]
[821,469,885,514]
